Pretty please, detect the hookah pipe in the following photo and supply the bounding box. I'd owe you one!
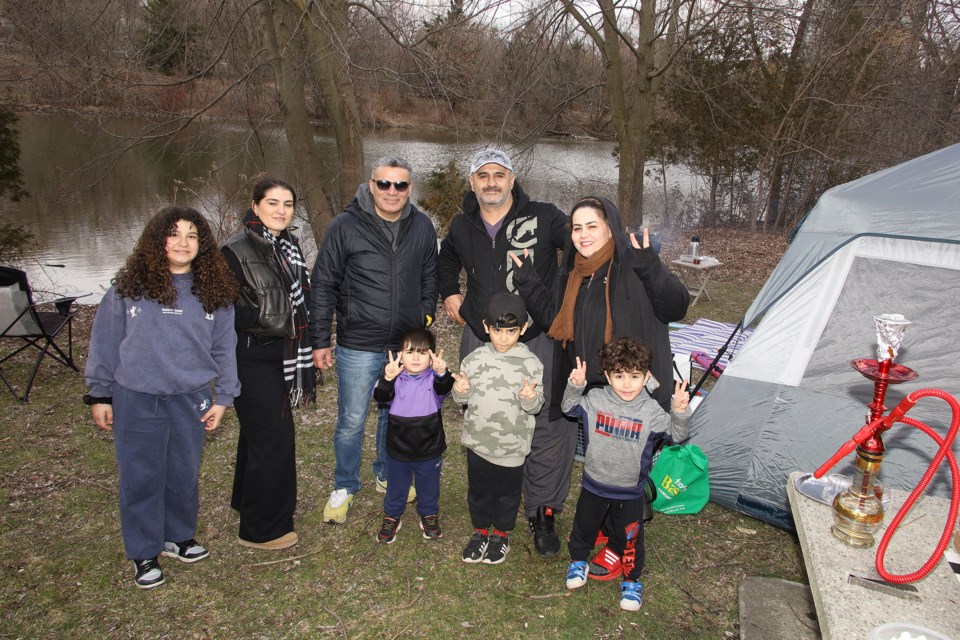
[814,387,960,583]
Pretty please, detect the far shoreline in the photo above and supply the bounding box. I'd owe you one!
[10,102,616,144]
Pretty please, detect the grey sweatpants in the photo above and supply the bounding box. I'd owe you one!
[458,328,578,519]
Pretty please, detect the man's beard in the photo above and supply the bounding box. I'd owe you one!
[479,188,509,207]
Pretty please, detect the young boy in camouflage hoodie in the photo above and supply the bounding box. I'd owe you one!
[452,293,544,565]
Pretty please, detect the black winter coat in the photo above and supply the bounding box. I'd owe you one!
[309,189,438,353]
[438,182,568,342]
[514,196,689,417]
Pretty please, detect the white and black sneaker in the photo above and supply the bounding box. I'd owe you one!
[162,539,210,563]
[461,530,489,563]
[133,557,164,589]
[482,533,510,565]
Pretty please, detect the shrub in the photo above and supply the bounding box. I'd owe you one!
[418,161,468,232]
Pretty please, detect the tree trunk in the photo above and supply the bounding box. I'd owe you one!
[260,0,334,246]
[260,0,366,245]
[298,0,365,213]
[571,0,661,229]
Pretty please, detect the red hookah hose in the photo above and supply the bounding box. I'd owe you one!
[874,388,960,583]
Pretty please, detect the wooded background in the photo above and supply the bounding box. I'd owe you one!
[1,0,957,247]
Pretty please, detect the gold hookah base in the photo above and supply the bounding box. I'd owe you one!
[831,497,883,548]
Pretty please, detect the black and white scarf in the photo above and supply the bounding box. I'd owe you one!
[243,210,315,407]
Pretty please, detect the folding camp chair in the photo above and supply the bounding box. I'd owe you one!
[0,266,84,402]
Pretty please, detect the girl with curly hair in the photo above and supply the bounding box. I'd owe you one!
[84,206,240,590]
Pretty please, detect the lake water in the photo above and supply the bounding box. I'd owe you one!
[3,113,694,301]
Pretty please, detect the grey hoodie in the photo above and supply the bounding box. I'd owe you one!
[85,273,239,404]
[562,380,689,500]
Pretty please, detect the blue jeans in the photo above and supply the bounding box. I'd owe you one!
[333,345,389,493]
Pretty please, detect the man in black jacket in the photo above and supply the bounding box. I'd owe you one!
[438,148,572,557]
[311,157,438,525]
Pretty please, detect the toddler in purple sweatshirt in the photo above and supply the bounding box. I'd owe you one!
[372,327,454,543]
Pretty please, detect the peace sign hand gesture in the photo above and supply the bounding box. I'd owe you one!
[673,379,691,413]
[384,350,404,381]
[629,227,651,250]
[429,349,447,375]
[452,372,471,395]
[508,248,530,269]
[518,377,539,400]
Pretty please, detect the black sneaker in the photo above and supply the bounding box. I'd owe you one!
[528,506,561,557]
[378,516,402,544]
[482,533,510,565]
[461,531,488,563]
[162,539,210,563]
[419,514,442,540]
[133,557,164,589]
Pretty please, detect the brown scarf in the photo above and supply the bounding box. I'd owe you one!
[547,240,615,347]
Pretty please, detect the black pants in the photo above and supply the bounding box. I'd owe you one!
[466,449,523,533]
[568,487,645,581]
[232,336,297,542]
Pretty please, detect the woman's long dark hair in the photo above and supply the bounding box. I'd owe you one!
[113,206,237,312]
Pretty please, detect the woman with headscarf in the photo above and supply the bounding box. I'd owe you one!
[512,195,689,577]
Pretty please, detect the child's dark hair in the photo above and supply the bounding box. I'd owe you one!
[599,337,652,374]
[401,327,435,353]
[490,312,521,328]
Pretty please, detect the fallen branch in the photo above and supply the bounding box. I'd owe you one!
[249,548,323,567]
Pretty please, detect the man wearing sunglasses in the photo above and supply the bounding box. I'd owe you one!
[310,156,439,525]
[438,148,574,558]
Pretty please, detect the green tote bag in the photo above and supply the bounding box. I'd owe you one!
[650,444,710,515]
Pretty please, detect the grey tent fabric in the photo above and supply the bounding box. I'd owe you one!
[690,144,960,530]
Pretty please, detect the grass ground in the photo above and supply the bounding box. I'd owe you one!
[0,228,804,639]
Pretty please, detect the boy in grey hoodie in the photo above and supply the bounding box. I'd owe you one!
[560,337,689,611]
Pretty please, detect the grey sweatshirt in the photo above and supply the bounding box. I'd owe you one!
[562,381,689,500]
[85,273,239,405]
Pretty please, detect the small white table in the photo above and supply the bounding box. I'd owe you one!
[671,257,722,307]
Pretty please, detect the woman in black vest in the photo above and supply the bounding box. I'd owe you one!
[222,178,315,549]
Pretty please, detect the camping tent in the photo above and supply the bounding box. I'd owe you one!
[689,144,960,530]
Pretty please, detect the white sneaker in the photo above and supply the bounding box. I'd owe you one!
[323,488,354,524]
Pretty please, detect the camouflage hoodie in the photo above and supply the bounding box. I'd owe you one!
[454,342,544,467]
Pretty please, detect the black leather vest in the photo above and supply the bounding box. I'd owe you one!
[223,228,295,338]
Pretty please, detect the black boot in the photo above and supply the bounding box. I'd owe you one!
[528,506,561,557]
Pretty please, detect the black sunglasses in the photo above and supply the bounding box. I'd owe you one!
[372,179,410,192]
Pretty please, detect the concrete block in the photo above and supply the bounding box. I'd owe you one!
[739,576,821,640]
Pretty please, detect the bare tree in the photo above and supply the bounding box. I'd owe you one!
[747,0,960,232]
[257,0,364,240]
[555,0,731,226]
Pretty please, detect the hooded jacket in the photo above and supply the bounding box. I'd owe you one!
[514,196,689,418]
[310,184,438,353]
[438,181,568,342]
[561,382,690,500]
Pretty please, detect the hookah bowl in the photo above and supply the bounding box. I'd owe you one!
[830,314,917,547]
